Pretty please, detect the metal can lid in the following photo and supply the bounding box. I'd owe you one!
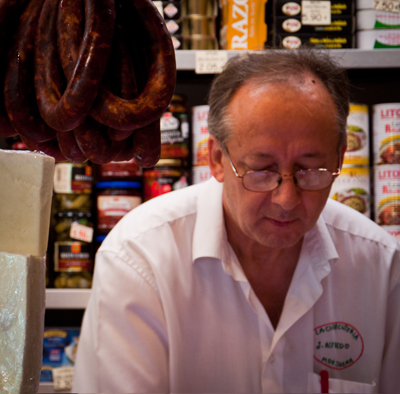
[95,181,142,189]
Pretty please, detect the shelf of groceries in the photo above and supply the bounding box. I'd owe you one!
[174,49,400,70]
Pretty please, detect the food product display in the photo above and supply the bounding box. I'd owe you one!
[143,159,189,201]
[272,0,356,48]
[330,166,371,217]
[219,0,267,50]
[192,105,212,184]
[96,181,142,234]
[0,0,176,166]
[356,0,400,48]
[53,211,94,288]
[0,149,54,394]
[98,158,143,181]
[160,94,190,159]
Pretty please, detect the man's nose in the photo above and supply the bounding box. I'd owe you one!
[270,175,301,211]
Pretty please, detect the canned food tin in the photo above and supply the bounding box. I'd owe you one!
[182,35,218,49]
[192,105,210,167]
[344,104,369,165]
[356,10,400,30]
[54,162,93,194]
[182,0,217,16]
[374,164,400,225]
[192,165,213,184]
[380,225,400,242]
[98,158,142,180]
[183,15,216,36]
[373,103,400,164]
[330,166,371,217]
[356,29,400,48]
[143,159,189,201]
[275,0,354,16]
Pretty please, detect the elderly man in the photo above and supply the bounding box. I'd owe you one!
[73,50,400,393]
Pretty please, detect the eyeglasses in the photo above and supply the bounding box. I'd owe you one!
[226,150,341,192]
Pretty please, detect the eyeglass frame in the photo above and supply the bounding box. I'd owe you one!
[225,149,342,193]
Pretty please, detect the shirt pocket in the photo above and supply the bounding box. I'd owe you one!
[307,372,377,393]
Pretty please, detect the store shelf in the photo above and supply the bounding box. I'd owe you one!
[38,382,71,393]
[175,49,400,71]
[46,289,91,309]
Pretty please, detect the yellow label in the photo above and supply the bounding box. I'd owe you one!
[221,0,268,50]
[349,104,369,114]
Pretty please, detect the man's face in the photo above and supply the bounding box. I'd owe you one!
[209,79,345,251]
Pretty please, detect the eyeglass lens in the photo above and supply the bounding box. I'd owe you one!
[243,170,334,192]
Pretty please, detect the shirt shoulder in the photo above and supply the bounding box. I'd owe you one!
[322,198,400,250]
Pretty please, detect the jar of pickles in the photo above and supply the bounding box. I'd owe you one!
[53,211,94,289]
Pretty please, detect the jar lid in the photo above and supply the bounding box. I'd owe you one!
[155,159,183,167]
[96,181,142,189]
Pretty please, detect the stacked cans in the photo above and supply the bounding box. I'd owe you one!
[373,103,400,240]
[272,0,355,49]
[356,0,400,48]
[181,0,218,49]
[152,1,183,49]
[330,104,371,217]
[192,105,213,184]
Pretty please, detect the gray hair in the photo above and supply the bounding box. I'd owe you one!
[207,49,350,152]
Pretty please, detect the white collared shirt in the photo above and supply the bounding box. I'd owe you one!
[73,177,400,393]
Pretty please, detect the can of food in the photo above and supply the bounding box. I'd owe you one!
[274,33,355,49]
[373,103,400,164]
[192,105,210,167]
[356,29,400,48]
[380,225,400,242]
[275,0,354,16]
[182,0,217,16]
[374,164,400,225]
[330,166,371,217]
[182,35,218,49]
[98,158,142,180]
[143,159,189,201]
[54,162,93,194]
[356,10,400,30]
[192,165,213,184]
[344,104,369,165]
[96,181,142,235]
[183,15,216,36]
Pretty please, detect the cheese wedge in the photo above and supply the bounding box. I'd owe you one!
[0,252,46,394]
[0,149,55,256]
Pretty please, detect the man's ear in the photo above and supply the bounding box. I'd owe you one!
[208,135,224,183]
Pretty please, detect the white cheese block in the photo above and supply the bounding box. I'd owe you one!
[0,149,55,256]
[0,252,46,394]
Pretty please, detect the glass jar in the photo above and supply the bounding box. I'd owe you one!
[53,211,94,289]
[96,181,142,235]
[160,94,190,159]
[143,159,189,201]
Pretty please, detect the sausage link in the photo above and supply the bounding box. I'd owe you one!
[73,117,126,164]
[0,0,29,137]
[20,135,67,162]
[132,119,161,168]
[89,0,176,131]
[56,130,87,163]
[35,0,115,131]
[4,0,57,143]
[112,134,134,162]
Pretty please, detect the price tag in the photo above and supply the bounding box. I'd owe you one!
[301,1,331,25]
[52,366,75,391]
[195,51,228,74]
[373,0,399,13]
[70,222,94,243]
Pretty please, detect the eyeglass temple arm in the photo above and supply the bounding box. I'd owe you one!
[332,152,342,177]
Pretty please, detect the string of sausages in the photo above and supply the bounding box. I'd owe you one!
[0,0,176,167]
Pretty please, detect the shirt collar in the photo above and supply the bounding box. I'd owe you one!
[192,177,230,263]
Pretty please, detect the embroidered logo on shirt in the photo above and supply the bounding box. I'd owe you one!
[314,321,364,370]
